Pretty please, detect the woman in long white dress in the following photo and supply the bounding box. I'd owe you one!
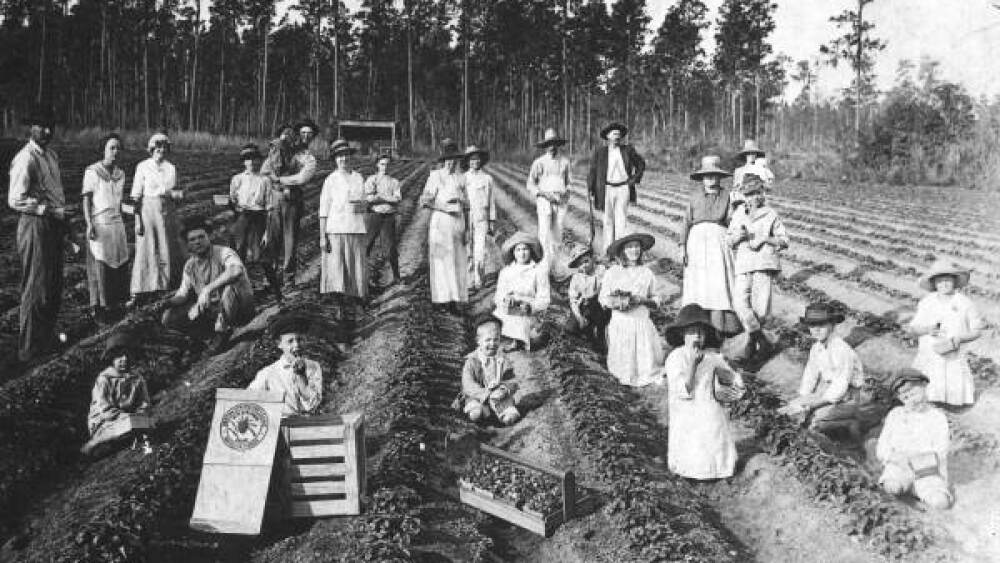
[130,132,183,304]
[493,232,550,352]
[663,303,744,480]
[421,139,469,312]
[82,134,130,321]
[907,260,984,406]
[319,139,368,299]
[599,233,664,387]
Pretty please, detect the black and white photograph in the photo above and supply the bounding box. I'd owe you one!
[1,0,998,561]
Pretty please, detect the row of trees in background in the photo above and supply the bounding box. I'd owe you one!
[0,0,994,186]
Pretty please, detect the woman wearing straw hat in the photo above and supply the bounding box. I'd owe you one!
[599,233,664,386]
[493,232,550,352]
[526,128,571,275]
[681,155,743,338]
[82,133,130,324]
[130,132,184,306]
[662,303,744,480]
[733,139,767,189]
[464,145,497,291]
[319,139,368,301]
[421,138,470,311]
[907,260,984,406]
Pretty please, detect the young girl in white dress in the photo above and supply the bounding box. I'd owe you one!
[493,233,550,352]
[599,233,664,386]
[663,303,744,480]
[907,260,984,406]
[422,139,469,312]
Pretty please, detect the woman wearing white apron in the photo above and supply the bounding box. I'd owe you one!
[493,232,550,352]
[681,155,743,337]
[421,139,469,312]
[82,134,130,322]
[130,132,183,305]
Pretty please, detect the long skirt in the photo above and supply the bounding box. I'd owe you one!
[606,305,664,387]
[320,233,368,298]
[683,222,743,335]
[428,211,468,303]
[493,307,540,348]
[131,196,182,294]
[913,343,975,406]
[233,210,267,263]
[17,214,64,362]
[668,397,737,479]
[86,246,129,308]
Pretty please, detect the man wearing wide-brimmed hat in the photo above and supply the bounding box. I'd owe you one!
[230,143,282,300]
[263,117,321,284]
[363,151,402,287]
[421,138,470,311]
[587,122,645,256]
[463,145,497,291]
[526,128,571,274]
[8,107,68,363]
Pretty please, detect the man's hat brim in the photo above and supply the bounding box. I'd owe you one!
[600,122,629,139]
[535,138,567,148]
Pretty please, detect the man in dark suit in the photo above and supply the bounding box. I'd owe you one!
[587,122,645,257]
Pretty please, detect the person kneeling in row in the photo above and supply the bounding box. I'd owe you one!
[161,216,255,352]
[459,317,521,425]
[84,331,152,455]
[876,368,953,510]
[566,244,609,352]
[247,315,323,417]
[493,232,550,352]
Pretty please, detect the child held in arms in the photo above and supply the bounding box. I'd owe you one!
[248,315,323,417]
[876,368,953,509]
[84,331,152,455]
[566,244,610,352]
[459,316,521,425]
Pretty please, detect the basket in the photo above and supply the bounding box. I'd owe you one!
[213,194,231,207]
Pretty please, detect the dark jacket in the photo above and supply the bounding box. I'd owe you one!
[587,144,645,211]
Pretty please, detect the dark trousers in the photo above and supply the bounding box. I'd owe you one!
[366,212,400,280]
[17,214,65,361]
[567,297,610,350]
[161,286,254,337]
[279,188,304,276]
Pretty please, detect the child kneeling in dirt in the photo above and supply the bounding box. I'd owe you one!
[459,317,521,425]
[565,244,609,352]
[248,315,323,418]
[876,368,953,509]
[84,331,152,455]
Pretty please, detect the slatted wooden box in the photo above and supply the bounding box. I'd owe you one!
[280,412,366,518]
[458,443,592,537]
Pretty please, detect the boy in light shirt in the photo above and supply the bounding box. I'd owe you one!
[248,315,323,417]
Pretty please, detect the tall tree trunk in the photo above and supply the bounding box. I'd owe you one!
[332,1,339,117]
[37,5,47,104]
[261,15,270,135]
[854,0,863,143]
[406,0,415,149]
[754,72,761,139]
[189,0,201,130]
[218,26,225,132]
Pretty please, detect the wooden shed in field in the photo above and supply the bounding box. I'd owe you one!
[336,119,398,157]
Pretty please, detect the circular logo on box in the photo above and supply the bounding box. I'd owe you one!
[220,402,269,451]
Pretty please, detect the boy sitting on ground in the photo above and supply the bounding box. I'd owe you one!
[83,331,152,455]
[566,244,610,352]
[876,368,952,509]
[460,316,521,425]
[247,315,323,418]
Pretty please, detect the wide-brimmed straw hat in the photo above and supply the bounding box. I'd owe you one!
[294,118,321,134]
[567,244,595,269]
[606,233,654,261]
[799,302,845,326]
[147,132,171,151]
[690,155,732,180]
[600,122,628,140]
[103,331,137,361]
[239,143,264,162]
[329,138,357,157]
[437,138,464,162]
[268,314,312,338]
[886,368,929,394]
[463,145,490,166]
[737,139,766,159]
[501,232,543,264]
[666,304,722,348]
[22,106,57,129]
[472,312,502,331]
[535,128,567,148]
[918,259,970,292]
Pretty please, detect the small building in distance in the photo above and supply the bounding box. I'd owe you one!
[335,119,398,158]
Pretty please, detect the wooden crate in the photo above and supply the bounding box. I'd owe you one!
[458,443,592,537]
[80,414,155,455]
[281,412,365,518]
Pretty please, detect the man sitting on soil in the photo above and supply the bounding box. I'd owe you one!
[247,315,323,417]
[83,331,152,455]
[460,316,521,426]
[161,216,255,352]
[779,303,881,438]
[876,368,952,509]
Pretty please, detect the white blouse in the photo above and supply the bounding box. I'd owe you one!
[466,170,497,223]
[130,158,177,199]
[83,164,125,218]
[319,170,367,234]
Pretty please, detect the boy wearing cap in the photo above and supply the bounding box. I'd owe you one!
[876,369,953,509]
[230,144,282,299]
[526,129,571,273]
[464,145,496,291]
[84,332,152,453]
[364,153,402,286]
[566,244,609,352]
[780,303,873,437]
[726,173,788,364]
[248,316,323,417]
[461,317,521,425]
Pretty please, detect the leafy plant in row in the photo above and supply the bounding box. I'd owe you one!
[461,452,563,515]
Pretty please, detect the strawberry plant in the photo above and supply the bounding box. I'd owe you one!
[462,451,563,515]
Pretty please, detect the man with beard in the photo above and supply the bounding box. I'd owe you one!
[263,119,320,285]
[161,216,255,352]
[7,108,69,363]
[247,315,323,417]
